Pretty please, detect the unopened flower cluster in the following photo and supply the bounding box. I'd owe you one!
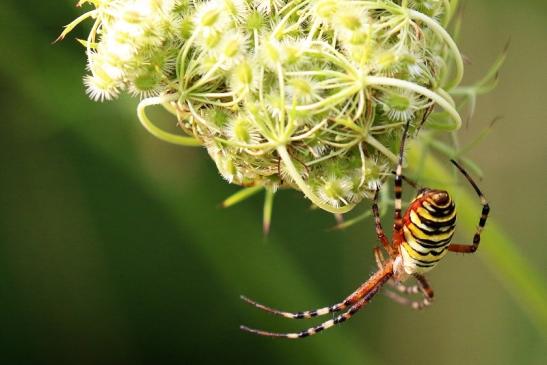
[67,0,463,213]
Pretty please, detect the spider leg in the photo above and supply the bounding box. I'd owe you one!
[240,296,370,339]
[394,119,413,234]
[240,263,394,338]
[384,290,433,310]
[241,259,392,320]
[390,171,421,190]
[447,159,490,254]
[384,274,434,310]
[240,295,346,319]
[372,189,390,251]
[387,280,421,295]
[416,103,435,134]
[375,247,420,294]
[373,219,420,297]
[375,247,422,296]
[373,246,387,269]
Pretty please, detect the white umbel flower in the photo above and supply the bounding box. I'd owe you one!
[64,0,468,214]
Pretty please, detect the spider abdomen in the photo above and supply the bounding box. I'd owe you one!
[400,190,456,274]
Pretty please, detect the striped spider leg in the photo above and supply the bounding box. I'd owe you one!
[240,118,490,338]
[240,261,394,339]
[372,174,434,310]
[373,246,434,310]
[447,159,491,254]
[380,118,490,309]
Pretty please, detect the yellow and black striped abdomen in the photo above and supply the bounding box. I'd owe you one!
[400,190,456,274]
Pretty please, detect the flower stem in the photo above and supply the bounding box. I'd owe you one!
[221,185,264,208]
[277,145,354,214]
[365,135,399,164]
[407,9,464,90]
[366,76,462,130]
[263,188,275,235]
[137,95,201,146]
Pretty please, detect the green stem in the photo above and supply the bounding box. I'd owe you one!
[365,135,399,164]
[56,9,98,42]
[290,119,328,141]
[446,0,460,25]
[221,185,264,208]
[366,76,462,130]
[441,0,452,26]
[214,137,275,150]
[435,87,456,106]
[306,43,359,76]
[186,100,221,133]
[185,61,222,94]
[137,95,201,146]
[276,63,286,134]
[333,210,372,230]
[263,188,275,235]
[277,145,354,214]
[407,9,464,90]
[295,83,361,112]
[161,101,178,116]
[176,33,196,80]
[286,70,351,79]
[273,0,310,38]
[371,121,406,131]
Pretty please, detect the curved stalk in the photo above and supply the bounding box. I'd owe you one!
[214,137,275,150]
[56,9,98,42]
[407,9,464,90]
[366,76,462,130]
[365,135,399,164]
[221,185,264,208]
[137,95,201,146]
[276,63,286,134]
[161,100,179,116]
[277,145,354,214]
[290,120,328,141]
[296,83,361,112]
[186,100,221,134]
[441,0,452,26]
[263,187,275,234]
[435,87,456,107]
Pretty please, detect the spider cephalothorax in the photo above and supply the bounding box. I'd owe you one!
[240,119,490,338]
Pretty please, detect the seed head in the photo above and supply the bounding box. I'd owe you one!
[65,0,468,213]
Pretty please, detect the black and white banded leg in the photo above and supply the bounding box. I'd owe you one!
[240,265,392,321]
[372,189,390,251]
[448,159,490,254]
[240,296,371,338]
[373,247,422,297]
[373,246,387,269]
[240,272,392,339]
[384,274,434,310]
[394,119,413,233]
[240,294,352,320]
[240,262,395,338]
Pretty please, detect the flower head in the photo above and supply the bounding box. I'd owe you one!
[65,0,467,214]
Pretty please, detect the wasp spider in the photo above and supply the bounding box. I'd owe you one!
[240,119,490,339]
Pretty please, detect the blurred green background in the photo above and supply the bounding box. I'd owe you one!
[0,1,545,364]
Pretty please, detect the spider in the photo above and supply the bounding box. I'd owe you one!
[239,118,490,339]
